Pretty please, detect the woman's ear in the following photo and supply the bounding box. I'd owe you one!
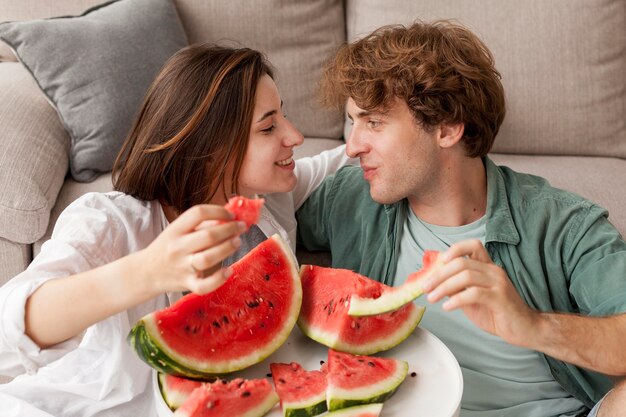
[438,123,465,148]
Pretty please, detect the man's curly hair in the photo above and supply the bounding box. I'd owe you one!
[321,20,506,157]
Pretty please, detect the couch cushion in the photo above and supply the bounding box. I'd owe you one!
[174,0,345,140]
[0,0,103,61]
[346,0,626,159]
[0,238,31,287]
[490,154,626,236]
[0,62,70,245]
[0,0,188,182]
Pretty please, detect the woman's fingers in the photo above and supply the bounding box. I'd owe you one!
[187,267,233,295]
[188,235,242,273]
[167,204,234,236]
[182,220,246,254]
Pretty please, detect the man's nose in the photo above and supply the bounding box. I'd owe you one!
[346,124,365,158]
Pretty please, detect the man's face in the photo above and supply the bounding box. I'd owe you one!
[345,97,441,204]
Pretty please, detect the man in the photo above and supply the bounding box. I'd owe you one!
[297,21,626,416]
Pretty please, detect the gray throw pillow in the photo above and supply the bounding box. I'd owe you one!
[0,0,188,182]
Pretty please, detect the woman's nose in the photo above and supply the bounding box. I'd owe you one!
[283,119,304,147]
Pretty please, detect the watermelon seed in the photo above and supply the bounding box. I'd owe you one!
[247,300,260,308]
[411,372,417,377]
[238,381,245,388]
[320,360,325,365]
[268,301,274,308]
[222,316,229,324]
[260,323,265,328]
[357,359,364,362]
[212,321,221,329]
[266,373,272,377]
[279,378,286,384]
[264,274,270,281]
[368,361,375,367]
[242,391,251,397]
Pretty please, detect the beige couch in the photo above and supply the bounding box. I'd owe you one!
[1,0,624,292]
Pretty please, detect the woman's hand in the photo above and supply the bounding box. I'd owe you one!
[136,204,246,296]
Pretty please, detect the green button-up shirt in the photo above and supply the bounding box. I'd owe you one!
[297,157,626,409]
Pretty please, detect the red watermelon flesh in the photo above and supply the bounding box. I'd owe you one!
[349,251,443,317]
[326,350,408,411]
[270,362,328,417]
[173,378,278,417]
[159,373,205,410]
[128,234,301,378]
[297,266,424,355]
[224,196,265,230]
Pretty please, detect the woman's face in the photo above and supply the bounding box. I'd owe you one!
[238,74,304,197]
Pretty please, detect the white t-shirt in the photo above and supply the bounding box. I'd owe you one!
[0,145,352,417]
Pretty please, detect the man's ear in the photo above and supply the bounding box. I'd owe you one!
[438,123,465,148]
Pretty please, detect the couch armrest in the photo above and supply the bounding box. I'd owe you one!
[0,62,70,244]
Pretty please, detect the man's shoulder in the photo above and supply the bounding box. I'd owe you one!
[497,164,600,211]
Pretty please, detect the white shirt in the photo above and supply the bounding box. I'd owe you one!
[0,145,352,417]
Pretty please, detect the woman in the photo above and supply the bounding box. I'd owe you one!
[0,44,349,416]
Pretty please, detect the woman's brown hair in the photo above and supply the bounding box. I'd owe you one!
[113,44,273,212]
[321,20,506,157]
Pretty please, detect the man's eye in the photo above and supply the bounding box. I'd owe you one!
[367,120,381,128]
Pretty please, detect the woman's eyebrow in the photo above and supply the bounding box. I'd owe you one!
[256,100,284,123]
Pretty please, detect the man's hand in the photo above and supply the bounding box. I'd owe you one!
[420,239,539,348]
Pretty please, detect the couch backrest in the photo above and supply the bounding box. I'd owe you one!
[346,0,626,159]
[0,0,346,141]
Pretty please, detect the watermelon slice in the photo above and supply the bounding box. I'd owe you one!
[348,251,443,316]
[297,265,425,355]
[325,403,384,417]
[224,195,265,230]
[270,362,328,417]
[173,378,278,417]
[129,234,301,378]
[326,350,408,411]
[159,373,206,410]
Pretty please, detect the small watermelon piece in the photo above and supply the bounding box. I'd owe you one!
[173,378,278,417]
[349,251,443,316]
[297,265,425,355]
[128,234,301,378]
[270,362,328,417]
[325,403,384,417]
[326,350,407,411]
[159,373,206,410]
[224,196,265,230]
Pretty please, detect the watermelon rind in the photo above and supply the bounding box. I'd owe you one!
[282,396,327,417]
[129,234,302,378]
[298,305,425,356]
[348,254,443,317]
[327,359,408,411]
[325,403,384,417]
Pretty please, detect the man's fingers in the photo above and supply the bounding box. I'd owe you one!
[167,205,234,235]
[441,286,489,311]
[442,239,491,263]
[421,256,488,293]
[426,269,491,303]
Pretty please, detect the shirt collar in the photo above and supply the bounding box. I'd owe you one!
[484,157,521,245]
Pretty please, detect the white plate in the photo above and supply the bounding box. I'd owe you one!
[154,326,463,417]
